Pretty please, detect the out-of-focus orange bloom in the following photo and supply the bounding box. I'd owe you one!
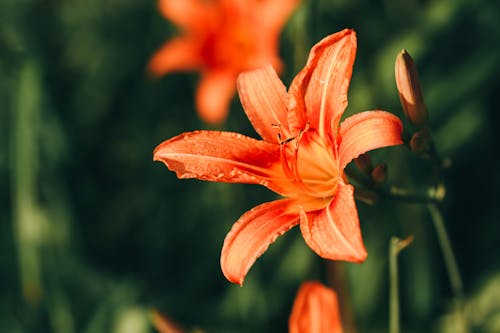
[151,310,185,333]
[154,29,403,285]
[148,0,299,124]
[151,283,342,333]
[289,282,343,333]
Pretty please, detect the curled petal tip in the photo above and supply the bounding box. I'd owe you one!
[220,199,300,285]
[338,111,403,170]
[221,268,245,286]
[350,247,368,263]
[300,183,368,263]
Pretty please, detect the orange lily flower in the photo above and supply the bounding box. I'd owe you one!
[148,0,299,124]
[154,29,403,285]
[289,282,343,333]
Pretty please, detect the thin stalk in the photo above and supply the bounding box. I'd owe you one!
[326,261,357,333]
[389,239,399,333]
[354,184,445,205]
[389,236,413,333]
[427,204,463,298]
[427,204,468,332]
[385,185,445,204]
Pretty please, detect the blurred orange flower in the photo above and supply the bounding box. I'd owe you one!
[151,282,342,333]
[151,310,185,333]
[154,29,403,285]
[148,0,299,124]
[289,282,343,333]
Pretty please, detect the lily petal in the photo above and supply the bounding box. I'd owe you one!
[148,37,203,76]
[257,0,301,37]
[220,199,300,285]
[153,131,293,195]
[289,282,343,333]
[300,182,367,262]
[196,69,236,124]
[338,110,403,170]
[289,29,356,138]
[218,0,248,12]
[158,0,214,32]
[237,65,290,143]
[305,30,356,138]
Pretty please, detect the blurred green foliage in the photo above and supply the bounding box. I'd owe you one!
[1,0,500,332]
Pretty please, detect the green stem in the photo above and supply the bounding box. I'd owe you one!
[389,236,413,333]
[389,240,400,333]
[427,204,463,297]
[427,204,468,332]
[387,185,445,204]
[355,184,445,205]
[326,261,357,333]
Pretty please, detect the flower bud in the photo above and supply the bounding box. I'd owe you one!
[354,188,380,205]
[409,128,433,155]
[354,153,372,174]
[371,163,387,184]
[395,50,428,128]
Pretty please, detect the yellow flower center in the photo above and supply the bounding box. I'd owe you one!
[283,130,339,200]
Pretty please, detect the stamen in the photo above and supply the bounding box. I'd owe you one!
[289,130,322,197]
[279,122,338,200]
[278,132,296,145]
[279,141,294,180]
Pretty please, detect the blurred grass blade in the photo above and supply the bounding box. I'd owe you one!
[11,60,44,304]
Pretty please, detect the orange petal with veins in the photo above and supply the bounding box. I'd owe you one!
[338,110,403,170]
[153,131,293,195]
[237,65,290,143]
[300,182,367,262]
[220,199,300,285]
[289,29,356,138]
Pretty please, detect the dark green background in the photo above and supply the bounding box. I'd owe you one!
[1,0,499,332]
